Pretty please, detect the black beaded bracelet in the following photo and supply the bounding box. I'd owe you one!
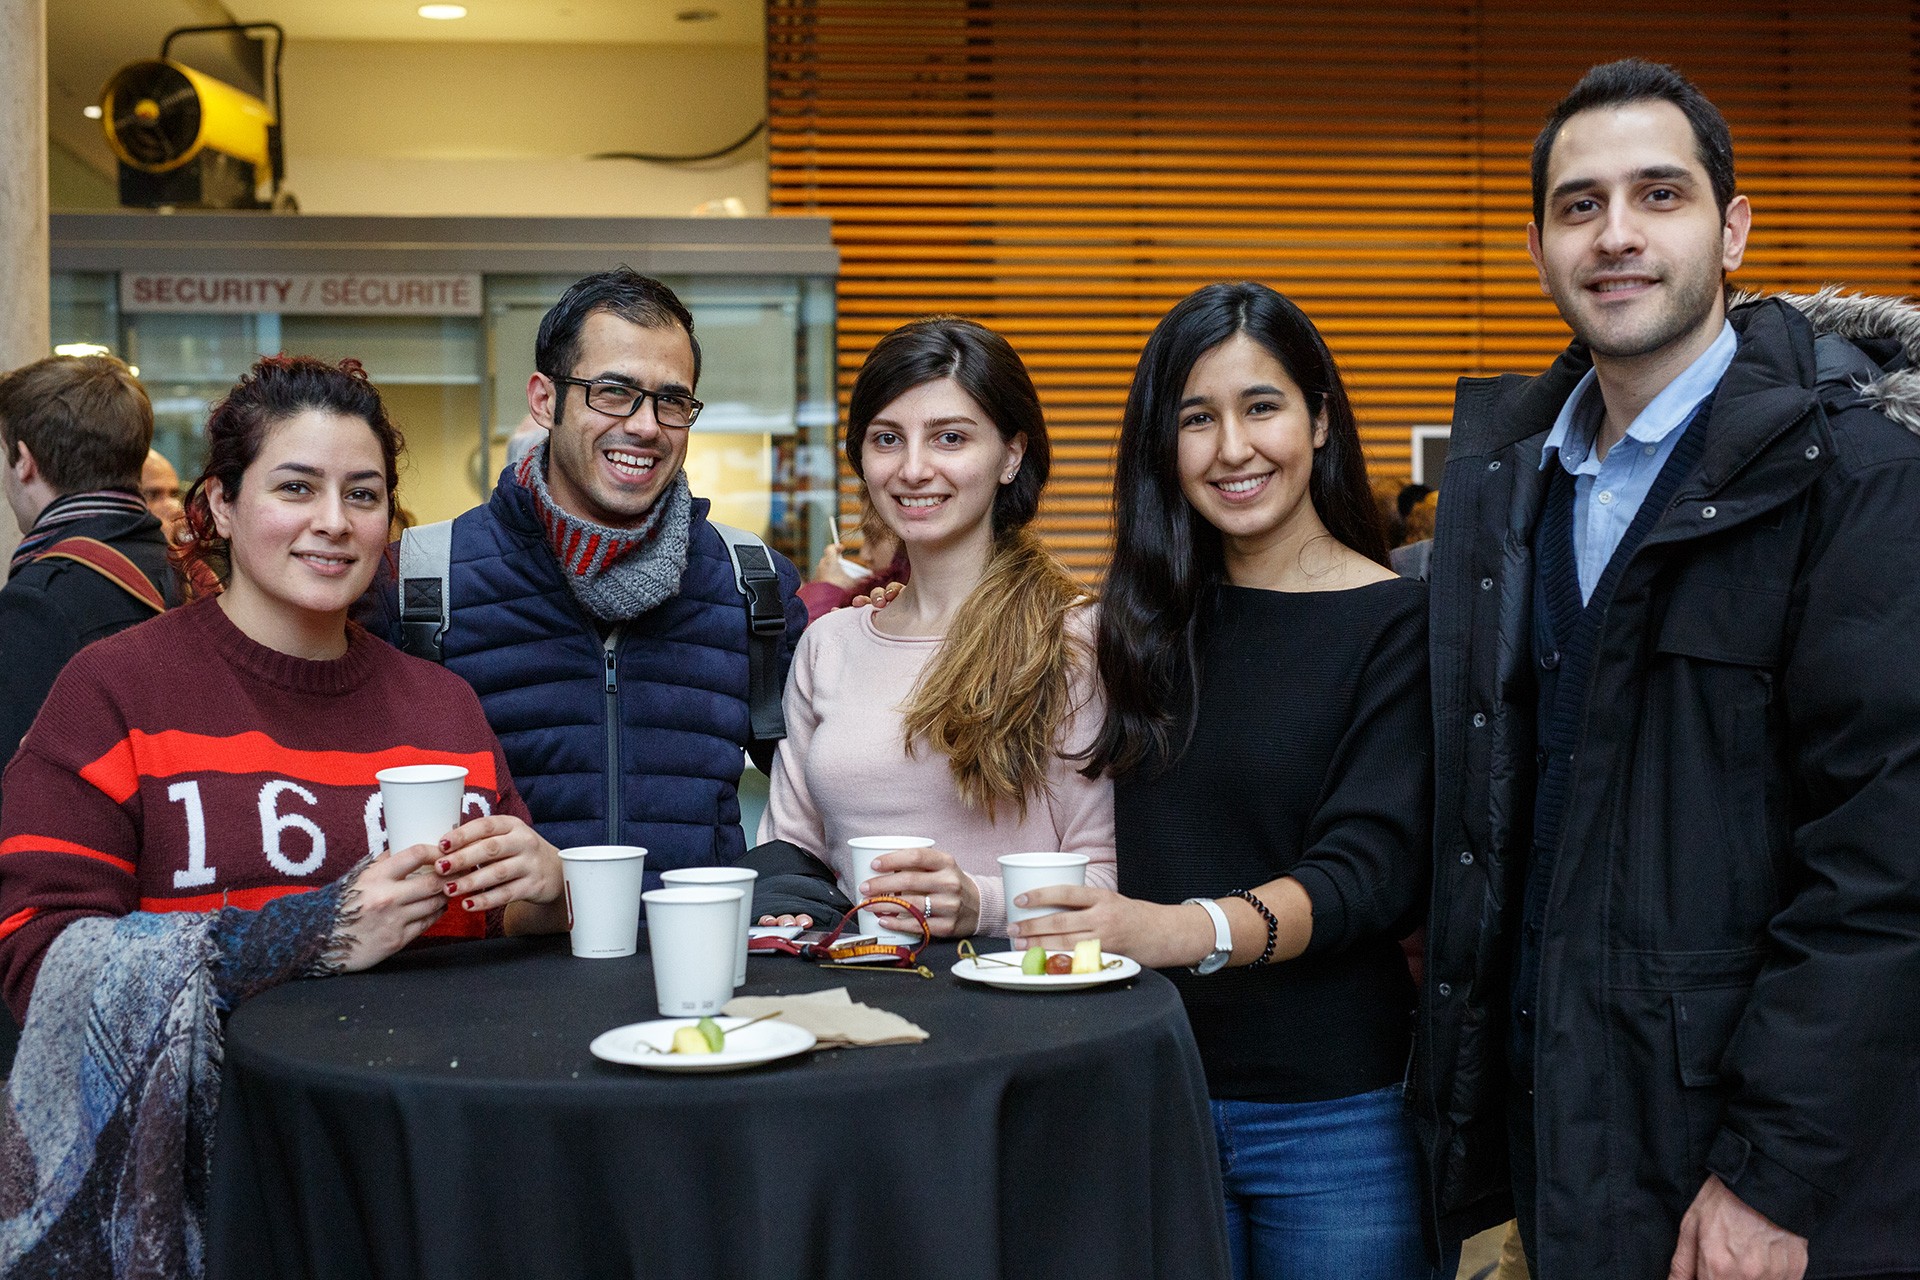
[1227,888,1279,967]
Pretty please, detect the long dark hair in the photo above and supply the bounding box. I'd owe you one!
[845,316,1048,536]
[1083,282,1385,778]
[180,355,403,585]
[845,317,1086,818]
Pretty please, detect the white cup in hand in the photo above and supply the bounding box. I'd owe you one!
[999,852,1090,927]
[376,764,469,853]
[846,836,934,944]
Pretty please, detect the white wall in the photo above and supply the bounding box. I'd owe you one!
[277,40,767,217]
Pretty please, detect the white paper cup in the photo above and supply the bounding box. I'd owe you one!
[660,866,758,987]
[999,852,1092,927]
[559,845,648,959]
[376,764,469,854]
[846,836,936,944]
[644,886,745,1016]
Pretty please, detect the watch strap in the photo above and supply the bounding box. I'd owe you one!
[1184,896,1232,974]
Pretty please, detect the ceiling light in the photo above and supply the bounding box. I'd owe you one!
[83,104,103,119]
[418,4,468,18]
[54,343,111,358]
[676,8,719,20]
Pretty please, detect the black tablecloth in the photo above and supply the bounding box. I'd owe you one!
[207,936,1230,1280]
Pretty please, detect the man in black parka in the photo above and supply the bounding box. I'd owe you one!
[1417,60,1920,1279]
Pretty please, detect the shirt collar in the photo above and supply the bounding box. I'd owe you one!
[1539,320,1738,474]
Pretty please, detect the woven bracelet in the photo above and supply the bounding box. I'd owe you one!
[1227,888,1279,967]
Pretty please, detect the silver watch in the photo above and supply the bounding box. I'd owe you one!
[1185,897,1232,975]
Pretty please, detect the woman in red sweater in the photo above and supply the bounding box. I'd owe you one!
[0,356,564,1272]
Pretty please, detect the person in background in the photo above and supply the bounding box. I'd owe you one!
[755,317,1114,937]
[1017,282,1445,1280]
[1371,474,1409,548]
[0,355,563,1273]
[358,269,808,880]
[1390,484,1437,579]
[140,447,186,543]
[502,412,547,470]
[0,356,180,794]
[1417,59,1920,1279]
[797,514,911,623]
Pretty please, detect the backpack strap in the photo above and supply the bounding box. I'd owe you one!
[709,522,788,742]
[30,537,166,614]
[398,519,454,662]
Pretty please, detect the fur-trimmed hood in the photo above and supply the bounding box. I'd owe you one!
[1737,287,1920,434]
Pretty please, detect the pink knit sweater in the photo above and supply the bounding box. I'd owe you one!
[758,604,1116,937]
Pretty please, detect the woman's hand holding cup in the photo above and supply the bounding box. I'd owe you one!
[334,844,449,972]
[434,813,568,935]
[861,845,979,938]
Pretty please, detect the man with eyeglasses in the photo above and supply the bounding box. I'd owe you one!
[361,268,806,886]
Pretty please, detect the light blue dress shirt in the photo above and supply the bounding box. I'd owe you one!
[1539,321,1737,603]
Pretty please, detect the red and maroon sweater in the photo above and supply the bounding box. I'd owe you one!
[0,596,532,1020]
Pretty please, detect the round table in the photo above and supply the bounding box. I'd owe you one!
[207,935,1231,1280]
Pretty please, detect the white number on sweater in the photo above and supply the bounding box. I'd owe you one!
[363,792,386,857]
[169,781,216,888]
[259,780,326,875]
[462,792,492,821]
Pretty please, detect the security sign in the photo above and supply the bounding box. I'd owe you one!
[121,272,483,316]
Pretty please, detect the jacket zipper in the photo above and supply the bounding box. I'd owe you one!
[603,626,622,845]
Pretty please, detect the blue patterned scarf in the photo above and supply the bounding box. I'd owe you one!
[0,869,356,1278]
[9,488,150,577]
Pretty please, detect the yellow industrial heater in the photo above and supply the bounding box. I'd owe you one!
[99,22,286,210]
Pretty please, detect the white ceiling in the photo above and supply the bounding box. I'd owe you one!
[263,0,762,46]
[48,0,766,184]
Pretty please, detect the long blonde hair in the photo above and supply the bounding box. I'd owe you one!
[845,318,1089,819]
[900,528,1087,819]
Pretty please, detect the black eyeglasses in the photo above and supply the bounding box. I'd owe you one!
[554,377,703,427]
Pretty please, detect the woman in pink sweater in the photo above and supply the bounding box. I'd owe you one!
[757,318,1114,938]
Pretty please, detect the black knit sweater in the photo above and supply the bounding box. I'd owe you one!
[1116,577,1431,1102]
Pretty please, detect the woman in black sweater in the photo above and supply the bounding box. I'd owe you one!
[1016,283,1446,1280]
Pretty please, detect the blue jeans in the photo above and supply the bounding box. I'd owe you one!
[1210,1085,1454,1280]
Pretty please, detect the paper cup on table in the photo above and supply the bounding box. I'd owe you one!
[376,764,469,854]
[558,845,648,959]
[644,886,744,1016]
[846,836,935,945]
[661,866,757,987]
[999,852,1092,927]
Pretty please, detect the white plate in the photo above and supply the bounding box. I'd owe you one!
[590,1016,818,1072]
[951,950,1142,992]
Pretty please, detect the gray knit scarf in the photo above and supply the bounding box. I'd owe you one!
[517,439,691,623]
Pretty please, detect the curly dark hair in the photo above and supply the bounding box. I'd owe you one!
[179,355,403,585]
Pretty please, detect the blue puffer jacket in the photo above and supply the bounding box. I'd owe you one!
[364,469,806,886]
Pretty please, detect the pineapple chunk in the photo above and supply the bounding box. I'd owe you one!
[670,1025,715,1055]
[1071,938,1104,975]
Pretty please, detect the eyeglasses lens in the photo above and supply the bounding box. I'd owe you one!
[584,383,696,427]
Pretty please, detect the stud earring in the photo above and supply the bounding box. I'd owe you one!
[1002,470,1017,483]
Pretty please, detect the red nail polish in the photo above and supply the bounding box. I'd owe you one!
[439,839,452,852]
[437,859,451,873]
[445,882,459,896]
[462,899,474,911]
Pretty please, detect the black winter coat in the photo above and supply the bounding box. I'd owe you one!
[0,506,176,802]
[1415,295,1920,1278]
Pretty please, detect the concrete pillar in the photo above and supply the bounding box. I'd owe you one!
[0,0,49,563]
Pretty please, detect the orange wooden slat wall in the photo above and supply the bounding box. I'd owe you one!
[767,0,1920,576]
